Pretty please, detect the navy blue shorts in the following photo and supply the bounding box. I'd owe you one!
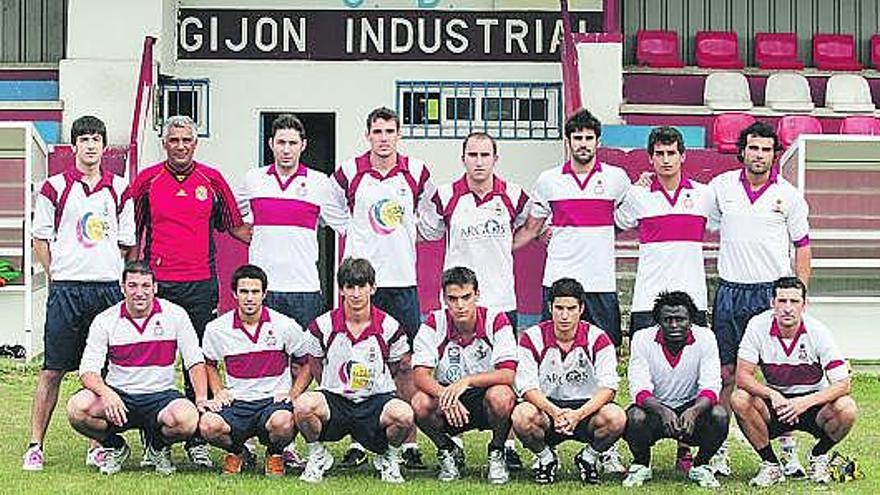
[712,280,774,365]
[443,387,493,435]
[629,310,708,336]
[43,281,122,372]
[544,398,596,446]
[217,397,293,451]
[542,288,621,347]
[157,279,218,400]
[265,291,325,329]
[763,393,826,440]
[373,286,421,342]
[109,387,185,447]
[319,391,395,454]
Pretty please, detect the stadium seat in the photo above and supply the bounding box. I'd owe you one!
[777,115,822,149]
[755,33,804,70]
[813,34,862,71]
[765,73,815,112]
[825,74,876,113]
[712,113,756,153]
[704,72,753,111]
[636,30,685,68]
[695,31,744,69]
[872,34,880,69]
[839,115,880,135]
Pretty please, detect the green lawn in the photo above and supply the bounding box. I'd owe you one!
[1,359,876,494]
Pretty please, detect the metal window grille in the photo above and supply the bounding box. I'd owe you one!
[155,78,210,137]
[396,81,562,140]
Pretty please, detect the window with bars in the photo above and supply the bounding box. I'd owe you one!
[155,78,210,137]
[396,81,562,140]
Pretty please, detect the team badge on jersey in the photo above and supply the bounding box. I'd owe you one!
[594,178,605,195]
[195,185,208,201]
[154,321,164,336]
[797,343,809,362]
[773,197,784,213]
[75,211,109,248]
[368,198,404,235]
[683,193,694,209]
[296,182,308,197]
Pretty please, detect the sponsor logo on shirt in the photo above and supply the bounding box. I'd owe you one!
[368,198,404,235]
[76,211,109,247]
[195,185,209,201]
[339,360,372,390]
[458,218,509,240]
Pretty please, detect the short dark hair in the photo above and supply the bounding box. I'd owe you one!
[71,115,107,145]
[442,266,479,293]
[651,291,699,324]
[271,113,307,140]
[461,131,497,156]
[648,126,686,155]
[122,261,153,283]
[366,107,400,131]
[564,108,601,139]
[737,121,781,160]
[773,276,807,299]
[231,264,268,292]
[337,257,375,288]
[547,278,584,306]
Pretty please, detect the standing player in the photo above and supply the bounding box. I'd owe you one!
[23,116,135,471]
[330,107,431,468]
[294,258,415,484]
[237,114,349,328]
[623,291,727,488]
[513,108,630,473]
[66,262,208,475]
[511,278,626,485]
[199,264,311,477]
[129,115,248,467]
[419,132,529,329]
[410,266,518,484]
[708,122,812,475]
[732,277,857,487]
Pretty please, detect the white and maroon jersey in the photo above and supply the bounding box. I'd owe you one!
[33,169,135,281]
[709,168,810,284]
[615,177,713,311]
[530,161,630,292]
[515,320,619,401]
[238,164,350,293]
[203,307,310,402]
[420,176,529,311]
[331,152,434,288]
[412,306,517,386]
[305,306,409,402]
[79,298,203,394]
[629,325,721,409]
[739,310,849,395]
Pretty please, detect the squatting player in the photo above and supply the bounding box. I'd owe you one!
[294,258,415,484]
[410,266,518,484]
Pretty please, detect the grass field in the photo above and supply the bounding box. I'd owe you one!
[1,359,876,494]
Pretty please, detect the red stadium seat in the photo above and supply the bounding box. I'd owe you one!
[813,34,862,71]
[636,30,685,68]
[755,33,803,70]
[777,115,822,149]
[840,116,880,135]
[712,113,756,153]
[871,34,880,69]
[695,31,744,69]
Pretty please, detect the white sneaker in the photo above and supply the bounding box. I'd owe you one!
[85,447,105,467]
[750,461,785,487]
[487,447,509,484]
[437,448,460,482]
[300,443,334,483]
[708,444,731,476]
[186,443,213,468]
[99,443,131,475]
[282,443,306,470]
[147,444,176,475]
[22,444,44,471]
[373,447,405,483]
[622,464,652,487]
[781,444,806,478]
[808,452,831,484]
[600,445,627,474]
[688,464,720,488]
